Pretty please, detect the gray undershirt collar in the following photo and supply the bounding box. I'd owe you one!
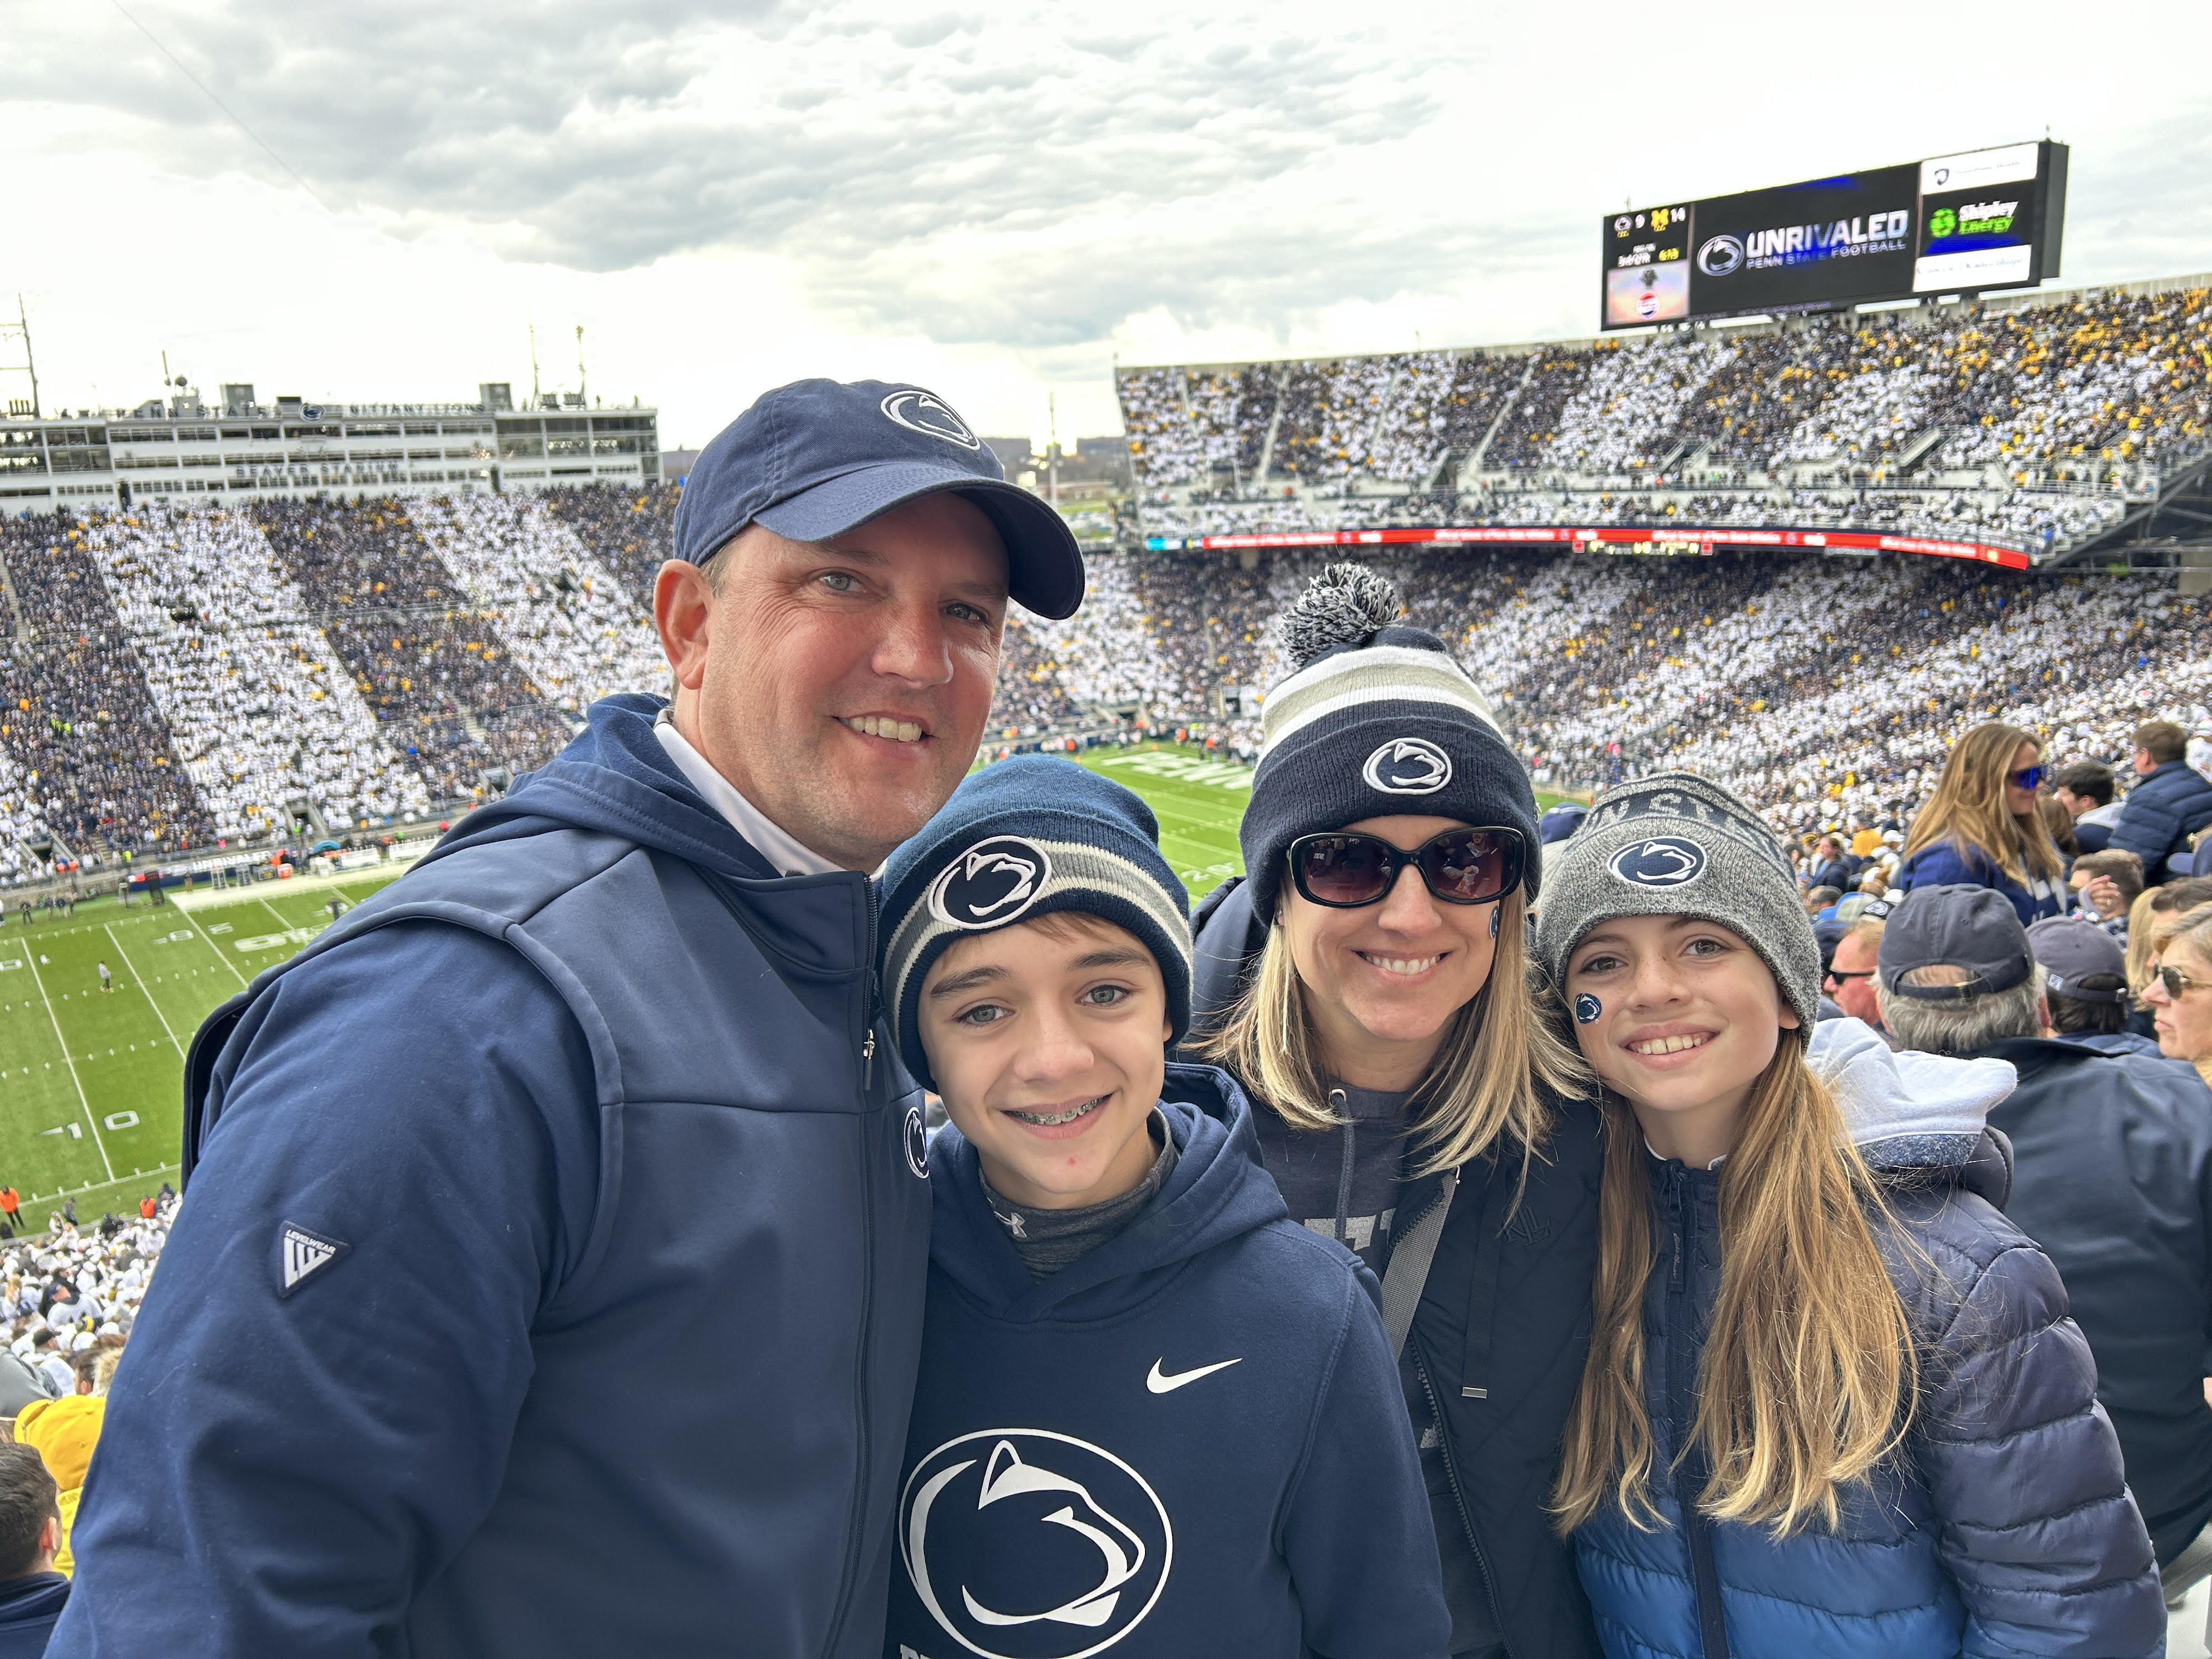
[983,1111,1177,1282]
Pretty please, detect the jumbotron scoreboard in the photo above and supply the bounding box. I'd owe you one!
[1601,140,2068,329]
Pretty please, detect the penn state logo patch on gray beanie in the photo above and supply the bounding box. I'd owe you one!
[1607,836,1707,888]
[1535,772,1820,1039]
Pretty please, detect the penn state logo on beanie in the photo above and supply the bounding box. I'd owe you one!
[927,837,1051,928]
[1238,563,1539,923]
[876,756,1193,1092]
[1534,772,1820,1039]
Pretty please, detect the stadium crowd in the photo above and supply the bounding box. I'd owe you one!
[0,488,685,883]
[1123,279,2211,556]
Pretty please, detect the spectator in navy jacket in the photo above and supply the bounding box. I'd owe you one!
[0,1442,67,1658]
[2113,721,2212,879]
[1881,890,2212,1608]
[2053,759,2124,854]
[1895,721,2064,925]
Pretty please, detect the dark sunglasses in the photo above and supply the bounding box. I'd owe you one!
[1826,968,1876,983]
[2010,764,2047,791]
[2157,964,2212,998]
[1287,827,1526,910]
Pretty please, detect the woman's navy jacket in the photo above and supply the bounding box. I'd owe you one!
[1894,840,2063,927]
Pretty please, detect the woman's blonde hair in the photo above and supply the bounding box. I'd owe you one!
[1197,887,1587,1174]
[2154,903,2212,1087]
[1551,1039,1917,1537]
[1900,722,2061,885]
[2125,887,2167,997]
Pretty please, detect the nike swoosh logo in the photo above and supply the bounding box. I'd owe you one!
[1146,1356,1242,1394]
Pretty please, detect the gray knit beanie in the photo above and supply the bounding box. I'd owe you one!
[1533,771,1821,1039]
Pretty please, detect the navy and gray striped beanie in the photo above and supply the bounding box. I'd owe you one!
[876,755,1192,1091]
[1241,563,1539,922]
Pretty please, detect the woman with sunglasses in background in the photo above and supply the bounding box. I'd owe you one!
[2142,902,2212,1089]
[1895,721,2066,925]
[1187,566,1605,1659]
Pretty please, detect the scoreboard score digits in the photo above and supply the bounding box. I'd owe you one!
[1605,206,1694,325]
[1599,141,2067,330]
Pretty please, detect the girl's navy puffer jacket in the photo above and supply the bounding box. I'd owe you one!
[1573,1034,2164,1659]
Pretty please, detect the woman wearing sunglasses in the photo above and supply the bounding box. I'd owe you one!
[1895,721,2066,926]
[1188,565,1604,1659]
[2142,901,2212,1088]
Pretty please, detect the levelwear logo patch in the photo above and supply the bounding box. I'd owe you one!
[1362,737,1452,795]
[901,1429,1172,1658]
[1608,836,1707,888]
[928,837,1052,931]
[276,1222,348,1297]
[882,389,983,451]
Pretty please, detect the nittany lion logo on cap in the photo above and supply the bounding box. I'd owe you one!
[881,388,982,450]
[1608,836,1708,888]
[1362,737,1452,795]
[900,1429,1172,1659]
[927,836,1052,930]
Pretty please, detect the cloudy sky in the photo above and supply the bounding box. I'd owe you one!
[7,0,2209,449]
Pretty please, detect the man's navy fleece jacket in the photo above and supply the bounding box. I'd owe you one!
[49,694,933,1659]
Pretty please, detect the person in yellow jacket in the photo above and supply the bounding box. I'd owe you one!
[15,1358,111,1577]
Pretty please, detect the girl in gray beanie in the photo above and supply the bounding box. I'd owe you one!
[1539,771,2159,1659]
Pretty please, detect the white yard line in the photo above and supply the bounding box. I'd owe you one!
[182,910,252,991]
[19,952,115,1184]
[104,922,184,1059]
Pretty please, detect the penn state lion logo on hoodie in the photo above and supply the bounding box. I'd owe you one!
[900,1429,1172,1657]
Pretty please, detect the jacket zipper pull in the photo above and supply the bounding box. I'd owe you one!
[861,1029,875,1091]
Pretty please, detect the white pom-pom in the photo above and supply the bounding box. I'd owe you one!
[1274,563,1402,672]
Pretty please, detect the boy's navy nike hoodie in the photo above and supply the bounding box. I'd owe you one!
[886,1063,1450,1659]
[50,693,934,1659]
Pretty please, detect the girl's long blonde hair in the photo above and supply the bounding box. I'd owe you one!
[1900,721,2061,885]
[1198,887,1587,1174]
[1551,1039,1917,1536]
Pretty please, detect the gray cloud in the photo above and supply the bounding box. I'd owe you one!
[18,1,2212,373]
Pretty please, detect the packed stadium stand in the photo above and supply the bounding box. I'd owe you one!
[3,268,2209,888]
[1120,274,2212,565]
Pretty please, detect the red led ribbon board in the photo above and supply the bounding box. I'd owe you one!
[1140,525,2030,569]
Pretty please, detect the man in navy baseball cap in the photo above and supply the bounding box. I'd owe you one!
[657,377,1085,874]
[673,377,1083,619]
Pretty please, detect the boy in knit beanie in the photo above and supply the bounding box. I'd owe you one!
[876,754,1449,1659]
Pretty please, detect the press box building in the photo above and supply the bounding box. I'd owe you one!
[0,382,660,512]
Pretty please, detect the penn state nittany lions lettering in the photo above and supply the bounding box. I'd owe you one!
[928,838,1053,930]
[1608,836,1708,888]
[881,388,983,450]
[900,1430,1172,1658]
[1362,737,1452,795]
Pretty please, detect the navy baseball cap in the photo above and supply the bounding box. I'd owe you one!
[670,378,1084,619]
[1876,885,2034,1001]
[2027,916,2129,1003]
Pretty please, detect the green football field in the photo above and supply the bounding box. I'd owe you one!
[0,744,1573,1217]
